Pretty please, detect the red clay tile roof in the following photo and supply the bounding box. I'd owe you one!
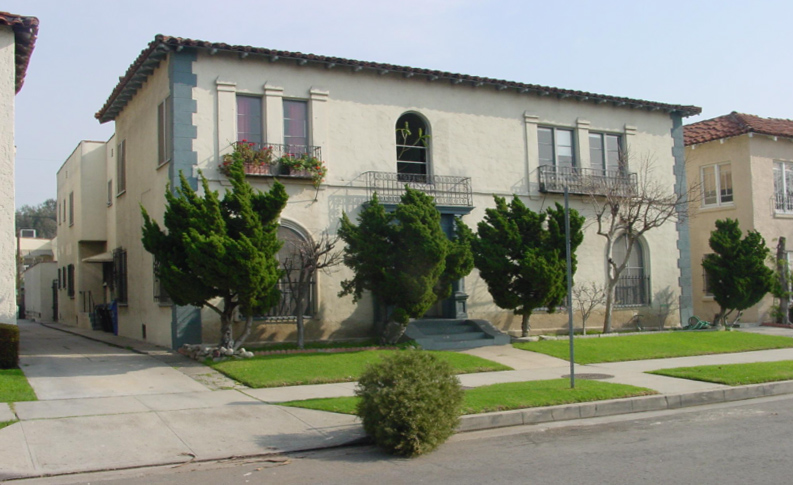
[96,34,702,123]
[0,11,39,93]
[684,112,793,146]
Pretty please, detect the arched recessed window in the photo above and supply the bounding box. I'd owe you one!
[396,113,429,180]
[612,234,649,307]
[262,225,314,318]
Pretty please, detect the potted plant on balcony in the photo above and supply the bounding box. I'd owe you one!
[278,153,328,188]
[218,141,275,176]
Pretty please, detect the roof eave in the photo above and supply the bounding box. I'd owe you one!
[0,12,39,93]
[96,35,702,122]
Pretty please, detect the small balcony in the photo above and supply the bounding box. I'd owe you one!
[538,165,637,196]
[774,193,793,213]
[364,171,473,208]
[222,142,322,180]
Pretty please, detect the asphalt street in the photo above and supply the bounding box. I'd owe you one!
[18,394,793,485]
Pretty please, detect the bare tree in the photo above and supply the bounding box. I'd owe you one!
[281,232,344,348]
[572,281,606,335]
[587,155,699,333]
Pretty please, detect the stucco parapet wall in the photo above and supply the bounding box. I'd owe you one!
[96,34,702,123]
[0,11,38,93]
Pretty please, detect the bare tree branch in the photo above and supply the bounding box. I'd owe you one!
[280,232,344,348]
[584,152,702,333]
[572,281,606,335]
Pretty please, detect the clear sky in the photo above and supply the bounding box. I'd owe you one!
[8,0,793,207]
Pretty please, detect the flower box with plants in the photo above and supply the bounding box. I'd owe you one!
[218,142,327,188]
[278,153,328,188]
[218,140,275,176]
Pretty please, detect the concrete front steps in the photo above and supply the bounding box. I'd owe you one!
[405,319,510,350]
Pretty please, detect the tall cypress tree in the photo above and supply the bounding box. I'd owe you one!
[338,188,473,342]
[141,159,288,350]
[702,219,774,326]
[472,197,584,337]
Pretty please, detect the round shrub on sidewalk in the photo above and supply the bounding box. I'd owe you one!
[355,350,464,457]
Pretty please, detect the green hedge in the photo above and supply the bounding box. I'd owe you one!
[0,324,20,369]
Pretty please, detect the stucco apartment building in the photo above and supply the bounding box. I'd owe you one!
[57,34,700,349]
[0,12,37,325]
[685,112,793,324]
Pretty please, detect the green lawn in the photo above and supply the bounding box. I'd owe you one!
[650,360,793,386]
[0,368,36,403]
[209,350,511,388]
[513,332,793,364]
[280,379,656,415]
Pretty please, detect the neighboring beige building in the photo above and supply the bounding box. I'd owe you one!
[19,236,55,268]
[685,112,793,324]
[0,12,37,325]
[56,140,114,327]
[19,236,56,323]
[59,35,700,349]
[23,260,57,323]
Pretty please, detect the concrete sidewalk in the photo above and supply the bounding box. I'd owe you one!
[1,321,363,480]
[4,320,793,480]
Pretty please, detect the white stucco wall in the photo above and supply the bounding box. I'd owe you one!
[0,27,16,324]
[187,50,684,340]
[23,261,56,322]
[111,58,173,347]
[93,45,689,347]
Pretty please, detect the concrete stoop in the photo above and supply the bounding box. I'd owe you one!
[405,319,510,350]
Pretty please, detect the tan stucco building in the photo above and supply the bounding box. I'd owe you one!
[58,35,700,349]
[685,112,793,324]
[0,12,37,325]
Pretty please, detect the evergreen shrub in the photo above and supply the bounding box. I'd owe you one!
[0,323,20,369]
[355,351,463,457]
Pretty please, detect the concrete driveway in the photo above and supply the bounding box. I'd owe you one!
[18,320,209,400]
[2,321,363,479]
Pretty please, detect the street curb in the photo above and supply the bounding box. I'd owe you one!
[457,380,793,432]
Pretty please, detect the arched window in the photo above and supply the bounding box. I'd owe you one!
[262,225,314,319]
[396,113,430,180]
[612,234,649,306]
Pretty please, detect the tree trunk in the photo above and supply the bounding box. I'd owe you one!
[233,315,253,351]
[602,281,617,333]
[521,313,530,338]
[219,314,234,350]
[374,297,388,339]
[778,237,789,325]
[713,308,730,328]
[582,317,587,336]
[296,290,308,350]
[383,320,406,345]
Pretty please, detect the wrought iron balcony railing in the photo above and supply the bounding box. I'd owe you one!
[774,192,793,213]
[538,165,638,196]
[364,171,473,207]
[221,142,322,178]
